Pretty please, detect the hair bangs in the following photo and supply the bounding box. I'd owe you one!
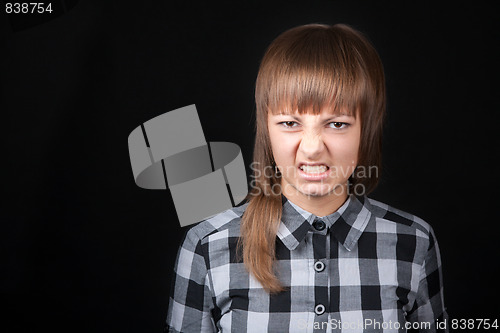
[265,67,366,118]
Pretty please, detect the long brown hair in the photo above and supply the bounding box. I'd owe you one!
[238,24,386,294]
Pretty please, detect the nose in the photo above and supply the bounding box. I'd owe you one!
[298,130,325,159]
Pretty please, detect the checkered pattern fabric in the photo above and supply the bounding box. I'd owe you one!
[166,195,447,332]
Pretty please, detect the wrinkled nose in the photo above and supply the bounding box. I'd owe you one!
[298,131,325,159]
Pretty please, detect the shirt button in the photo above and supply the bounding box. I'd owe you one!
[314,304,326,315]
[312,220,326,231]
[314,261,325,272]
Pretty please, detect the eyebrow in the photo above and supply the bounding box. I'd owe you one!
[272,114,301,120]
[273,113,354,121]
[324,114,355,120]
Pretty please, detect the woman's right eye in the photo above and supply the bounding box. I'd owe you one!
[279,121,299,128]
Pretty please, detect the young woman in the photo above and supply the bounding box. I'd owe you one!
[166,24,447,332]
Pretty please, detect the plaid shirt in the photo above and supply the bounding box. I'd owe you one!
[166,195,447,332]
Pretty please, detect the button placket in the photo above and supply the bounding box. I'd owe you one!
[311,219,329,322]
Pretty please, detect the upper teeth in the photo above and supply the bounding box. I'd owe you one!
[300,165,328,173]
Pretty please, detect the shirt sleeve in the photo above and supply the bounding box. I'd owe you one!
[406,226,448,332]
[165,227,217,333]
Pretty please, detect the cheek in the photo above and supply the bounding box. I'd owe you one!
[270,136,296,165]
[268,130,299,170]
[328,134,360,164]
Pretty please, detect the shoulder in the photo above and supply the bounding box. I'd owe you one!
[182,203,247,246]
[365,197,434,239]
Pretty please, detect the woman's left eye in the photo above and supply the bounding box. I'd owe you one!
[328,122,348,129]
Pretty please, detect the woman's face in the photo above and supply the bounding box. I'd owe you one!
[268,108,361,203]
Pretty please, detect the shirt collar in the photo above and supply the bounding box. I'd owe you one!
[277,194,372,251]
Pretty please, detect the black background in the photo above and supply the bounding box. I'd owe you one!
[1,0,499,332]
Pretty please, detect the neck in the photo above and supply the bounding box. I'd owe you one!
[282,183,349,217]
